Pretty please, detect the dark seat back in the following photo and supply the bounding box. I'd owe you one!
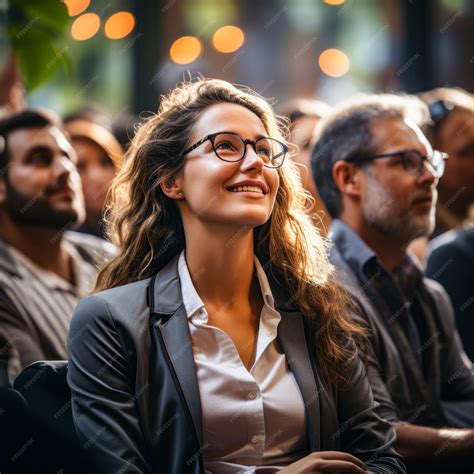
[12,361,98,473]
[0,386,37,472]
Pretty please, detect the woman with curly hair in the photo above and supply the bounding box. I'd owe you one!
[67,79,404,473]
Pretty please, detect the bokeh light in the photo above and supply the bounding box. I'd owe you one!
[169,36,202,64]
[104,12,136,40]
[71,13,100,41]
[324,0,346,5]
[63,0,90,17]
[318,48,350,77]
[212,25,245,53]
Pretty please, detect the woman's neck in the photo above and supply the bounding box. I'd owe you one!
[183,223,256,309]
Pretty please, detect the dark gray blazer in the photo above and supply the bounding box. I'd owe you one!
[330,245,474,428]
[67,254,405,473]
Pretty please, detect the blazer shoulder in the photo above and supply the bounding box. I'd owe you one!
[422,276,452,306]
[71,277,153,334]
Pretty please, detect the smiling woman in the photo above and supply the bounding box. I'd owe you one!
[67,78,406,473]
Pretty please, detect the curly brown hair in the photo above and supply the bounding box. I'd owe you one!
[95,78,365,385]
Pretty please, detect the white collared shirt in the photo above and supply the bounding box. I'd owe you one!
[178,251,308,473]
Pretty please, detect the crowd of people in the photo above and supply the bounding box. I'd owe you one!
[0,77,473,473]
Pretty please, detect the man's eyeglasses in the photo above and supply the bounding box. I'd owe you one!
[345,149,448,178]
[182,132,288,168]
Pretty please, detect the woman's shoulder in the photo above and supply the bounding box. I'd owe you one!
[71,277,153,334]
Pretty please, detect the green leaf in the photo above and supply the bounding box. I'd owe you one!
[10,26,65,91]
[7,0,72,91]
[10,0,69,35]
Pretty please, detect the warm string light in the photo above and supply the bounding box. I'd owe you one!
[318,48,350,77]
[71,13,100,41]
[104,12,135,40]
[170,25,245,64]
[170,36,203,64]
[64,0,90,17]
[212,26,245,53]
[68,1,136,41]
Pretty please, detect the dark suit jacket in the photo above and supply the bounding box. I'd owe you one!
[67,254,405,473]
[427,227,474,362]
[330,245,474,428]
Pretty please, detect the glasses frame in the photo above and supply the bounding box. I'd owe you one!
[182,131,288,168]
[345,148,448,178]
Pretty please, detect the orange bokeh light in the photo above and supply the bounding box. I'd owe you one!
[324,0,346,5]
[318,48,350,77]
[212,25,245,53]
[104,12,135,40]
[169,36,202,64]
[63,0,90,16]
[71,13,100,41]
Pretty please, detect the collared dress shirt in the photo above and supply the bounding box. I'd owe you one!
[0,231,114,379]
[178,251,309,473]
[330,219,474,428]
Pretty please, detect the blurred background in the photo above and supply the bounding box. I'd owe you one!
[1,0,473,116]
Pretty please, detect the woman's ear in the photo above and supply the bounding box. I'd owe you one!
[332,160,362,198]
[160,176,184,200]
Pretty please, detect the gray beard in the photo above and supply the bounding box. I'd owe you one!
[362,172,435,244]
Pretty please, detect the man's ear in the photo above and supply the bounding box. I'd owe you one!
[160,175,184,200]
[332,160,362,198]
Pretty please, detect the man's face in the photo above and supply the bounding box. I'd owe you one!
[0,125,85,229]
[436,106,474,214]
[359,117,438,243]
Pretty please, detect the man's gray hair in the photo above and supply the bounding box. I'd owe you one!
[311,93,430,218]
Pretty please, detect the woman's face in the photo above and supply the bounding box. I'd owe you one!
[289,115,319,199]
[176,103,280,229]
[73,138,116,218]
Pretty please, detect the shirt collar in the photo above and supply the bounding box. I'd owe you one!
[330,219,379,278]
[0,238,96,297]
[393,253,424,302]
[178,250,276,322]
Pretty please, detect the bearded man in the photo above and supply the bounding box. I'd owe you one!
[312,94,474,471]
[0,110,113,381]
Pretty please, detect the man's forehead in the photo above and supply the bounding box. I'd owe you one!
[370,116,431,153]
[8,125,73,154]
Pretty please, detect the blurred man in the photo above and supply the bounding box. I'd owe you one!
[409,88,474,263]
[0,110,113,380]
[65,118,123,238]
[312,94,474,471]
[422,88,474,236]
[282,99,332,233]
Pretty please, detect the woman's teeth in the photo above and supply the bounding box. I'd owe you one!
[229,185,263,193]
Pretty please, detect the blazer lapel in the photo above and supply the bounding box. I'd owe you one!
[148,255,203,447]
[277,309,321,451]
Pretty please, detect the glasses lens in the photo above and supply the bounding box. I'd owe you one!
[402,150,423,173]
[256,138,286,168]
[213,133,244,161]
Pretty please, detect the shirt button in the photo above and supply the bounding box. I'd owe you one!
[248,391,256,399]
[251,435,260,444]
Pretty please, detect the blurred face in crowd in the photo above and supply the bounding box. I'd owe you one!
[435,106,474,215]
[174,103,280,230]
[0,126,85,228]
[290,115,319,199]
[358,117,438,243]
[72,137,116,219]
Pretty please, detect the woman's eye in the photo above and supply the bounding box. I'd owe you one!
[257,146,271,157]
[216,141,234,150]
